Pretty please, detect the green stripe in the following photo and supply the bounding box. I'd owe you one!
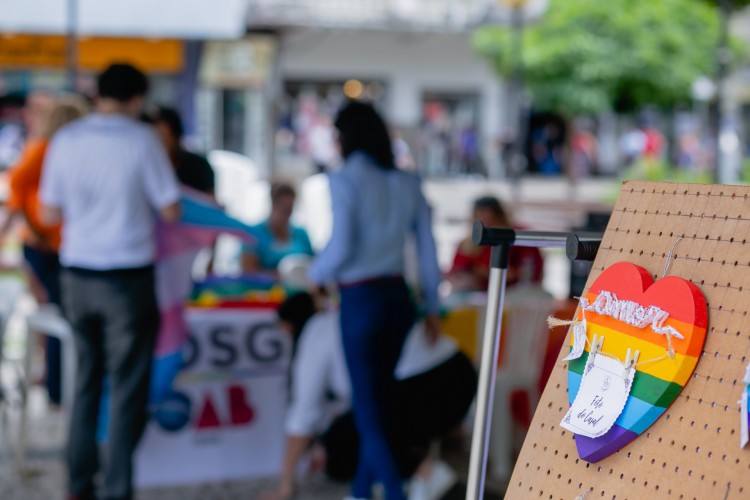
[568,349,683,408]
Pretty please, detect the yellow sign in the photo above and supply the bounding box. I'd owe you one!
[0,35,67,67]
[0,35,184,73]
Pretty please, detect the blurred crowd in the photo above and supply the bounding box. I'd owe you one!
[3,63,552,500]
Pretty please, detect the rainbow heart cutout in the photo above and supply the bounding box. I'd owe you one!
[567,261,708,462]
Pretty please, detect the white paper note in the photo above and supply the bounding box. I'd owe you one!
[562,320,587,362]
[741,389,748,449]
[561,350,635,439]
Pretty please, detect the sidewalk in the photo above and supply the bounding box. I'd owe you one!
[0,389,501,499]
[0,386,351,499]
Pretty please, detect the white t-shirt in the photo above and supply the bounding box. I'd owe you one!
[285,310,458,436]
[40,114,180,270]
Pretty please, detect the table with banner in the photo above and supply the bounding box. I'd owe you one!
[133,277,486,487]
[135,305,291,487]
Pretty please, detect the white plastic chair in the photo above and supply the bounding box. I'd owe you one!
[488,283,554,480]
[18,307,76,464]
[0,276,26,359]
[0,276,26,474]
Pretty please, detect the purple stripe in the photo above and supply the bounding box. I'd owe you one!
[575,424,640,463]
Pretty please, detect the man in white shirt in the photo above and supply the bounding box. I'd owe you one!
[39,64,181,500]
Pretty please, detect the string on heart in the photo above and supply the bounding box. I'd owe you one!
[581,292,684,341]
[662,237,683,278]
[548,289,682,364]
[575,488,592,500]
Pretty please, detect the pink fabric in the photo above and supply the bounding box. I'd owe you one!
[156,302,189,357]
[154,190,257,360]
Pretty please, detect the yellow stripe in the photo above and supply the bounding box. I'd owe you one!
[582,322,698,386]
[583,292,706,357]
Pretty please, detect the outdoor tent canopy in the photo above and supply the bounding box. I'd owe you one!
[0,0,249,39]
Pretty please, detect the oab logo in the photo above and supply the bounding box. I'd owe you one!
[153,321,287,433]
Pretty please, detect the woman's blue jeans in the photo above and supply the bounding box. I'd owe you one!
[339,278,416,500]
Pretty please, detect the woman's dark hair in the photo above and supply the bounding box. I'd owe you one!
[473,195,508,221]
[334,100,394,169]
[97,64,149,103]
[270,181,296,205]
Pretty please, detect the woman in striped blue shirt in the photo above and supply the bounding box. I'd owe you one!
[309,101,442,500]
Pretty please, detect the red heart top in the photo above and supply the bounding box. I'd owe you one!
[586,262,707,358]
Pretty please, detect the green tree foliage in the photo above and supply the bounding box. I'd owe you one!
[473,0,743,116]
[704,0,750,9]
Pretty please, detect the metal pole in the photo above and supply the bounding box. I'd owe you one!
[507,4,525,187]
[66,0,78,92]
[473,224,570,249]
[466,224,570,500]
[715,0,732,183]
[566,232,603,262]
[466,249,509,500]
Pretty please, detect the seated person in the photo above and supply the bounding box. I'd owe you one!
[241,182,314,275]
[260,293,477,500]
[447,196,544,292]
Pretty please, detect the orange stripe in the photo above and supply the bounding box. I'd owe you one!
[574,322,698,386]
[582,293,705,358]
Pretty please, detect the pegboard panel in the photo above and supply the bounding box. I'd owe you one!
[506,182,750,500]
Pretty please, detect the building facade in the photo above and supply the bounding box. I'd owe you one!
[193,0,509,178]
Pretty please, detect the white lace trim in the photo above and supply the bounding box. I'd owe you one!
[580,290,685,340]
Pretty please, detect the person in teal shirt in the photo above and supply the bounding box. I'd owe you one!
[241,182,314,274]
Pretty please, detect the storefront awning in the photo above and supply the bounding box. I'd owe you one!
[0,0,249,40]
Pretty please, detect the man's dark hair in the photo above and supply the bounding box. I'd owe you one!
[97,64,149,103]
[152,106,184,139]
[0,93,26,109]
[335,100,395,169]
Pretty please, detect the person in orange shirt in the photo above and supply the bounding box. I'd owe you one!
[1,95,86,405]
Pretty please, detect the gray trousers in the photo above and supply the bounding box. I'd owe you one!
[62,266,159,500]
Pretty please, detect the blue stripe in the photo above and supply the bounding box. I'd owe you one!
[180,195,258,238]
[150,351,185,405]
[568,371,666,435]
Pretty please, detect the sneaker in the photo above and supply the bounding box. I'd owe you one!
[408,477,429,500]
[410,460,457,500]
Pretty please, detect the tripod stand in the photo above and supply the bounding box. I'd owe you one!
[465,224,602,500]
